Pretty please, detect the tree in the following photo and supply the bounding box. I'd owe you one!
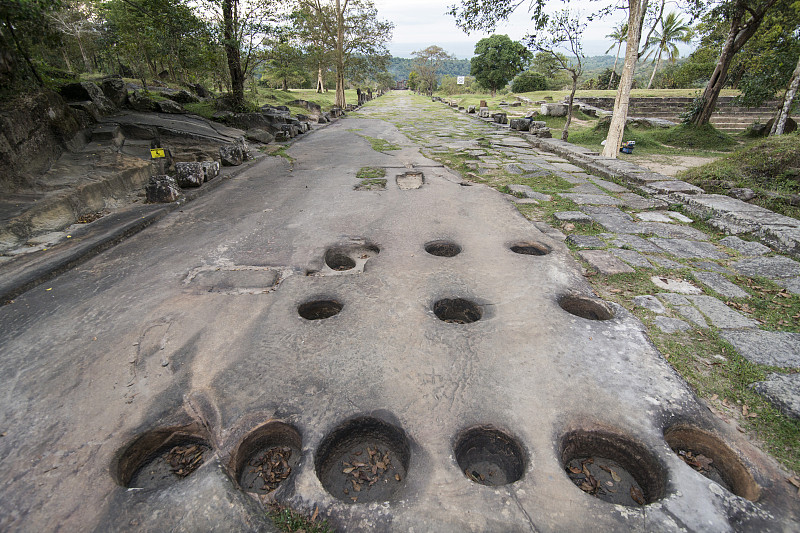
[449,0,652,159]
[527,10,586,141]
[407,70,419,91]
[411,45,453,96]
[0,0,64,87]
[771,52,800,135]
[605,22,628,89]
[511,71,547,92]
[643,12,692,89]
[46,1,98,73]
[470,34,531,96]
[296,0,393,108]
[688,0,781,126]
[262,36,306,90]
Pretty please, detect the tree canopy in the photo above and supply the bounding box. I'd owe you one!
[470,34,531,96]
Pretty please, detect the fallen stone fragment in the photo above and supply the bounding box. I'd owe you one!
[720,236,771,256]
[665,211,693,223]
[728,188,756,202]
[751,373,800,419]
[721,330,800,367]
[157,100,186,114]
[145,175,181,203]
[651,277,702,294]
[633,295,665,313]
[507,184,550,201]
[610,234,664,254]
[636,212,672,223]
[692,272,749,299]
[685,295,759,329]
[579,250,634,275]
[655,317,691,333]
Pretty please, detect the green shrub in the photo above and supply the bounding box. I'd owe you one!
[511,71,547,93]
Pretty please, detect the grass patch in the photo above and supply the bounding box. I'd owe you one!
[360,135,401,152]
[270,145,295,163]
[355,178,387,190]
[183,101,216,120]
[356,167,386,180]
[268,504,334,533]
[651,123,738,151]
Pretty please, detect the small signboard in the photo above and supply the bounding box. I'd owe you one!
[457,76,465,85]
[150,148,166,158]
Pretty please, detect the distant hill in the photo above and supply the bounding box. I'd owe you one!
[388,55,619,82]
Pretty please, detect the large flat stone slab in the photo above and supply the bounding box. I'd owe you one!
[720,236,771,256]
[686,295,759,329]
[732,256,800,279]
[579,250,635,274]
[692,271,749,299]
[611,248,653,268]
[560,193,621,206]
[721,330,800,367]
[751,373,800,419]
[648,238,727,259]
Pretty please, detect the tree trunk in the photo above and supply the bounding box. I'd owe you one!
[61,47,73,73]
[692,0,776,126]
[223,0,245,109]
[771,53,800,135]
[76,36,90,73]
[647,49,662,89]
[601,0,648,158]
[317,64,324,93]
[334,0,346,108]
[562,73,578,141]
[608,42,621,90]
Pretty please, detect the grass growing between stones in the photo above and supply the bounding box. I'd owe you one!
[589,269,800,475]
[361,135,401,152]
[270,145,295,163]
[356,167,386,180]
[268,505,334,533]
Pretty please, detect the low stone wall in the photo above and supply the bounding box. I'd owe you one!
[577,96,783,132]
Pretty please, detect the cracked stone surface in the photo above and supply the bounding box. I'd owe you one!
[720,330,800,367]
[1,91,798,533]
[685,295,759,329]
[751,374,800,419]
[692,271,750,299]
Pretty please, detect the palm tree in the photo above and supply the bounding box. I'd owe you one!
[605,22,627,89]
[644,12,693,89]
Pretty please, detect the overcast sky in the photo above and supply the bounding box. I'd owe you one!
[373,0,695,59]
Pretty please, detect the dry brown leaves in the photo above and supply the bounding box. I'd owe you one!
[341,446,399,502]
[166,444,205,477]
[677,449,714,473]
[249,446,293,492]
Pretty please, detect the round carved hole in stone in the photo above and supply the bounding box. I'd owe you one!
[559,294,614,321]
[510,242,550,256]
[315,416,410,504]
[116,427,211,489]
[664,425,760,501]
[433,298,482,324]
[298,299,343,320]
[425,240,462,258]
[325,251,357,271]
[454,426,526,486]
[560,429,666,507]
[231,422,302,494]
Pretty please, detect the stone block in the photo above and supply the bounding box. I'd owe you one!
[751,373,800,419]
[146,175,180,203]
[175,162,204,187]
[732,256,800,279]
[655,317,691,333]
[720,236,771,256]
[692,271,749,299]
[567,235,605,249]
[633,295,666,313]
[721,330,800,367]
[686,295,759,329]
[578,250,634,274]
[554,211,592,223]
[201,161,220,181]
[540,103,567,116]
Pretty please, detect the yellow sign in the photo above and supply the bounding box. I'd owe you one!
[150,148,166,158]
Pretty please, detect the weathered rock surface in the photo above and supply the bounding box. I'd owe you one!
[175,162,204,187]
[145,174,181,202]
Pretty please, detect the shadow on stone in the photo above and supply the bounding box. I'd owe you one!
[298,299,343,320]
[230,421,302,494]
[433,298,482,324]
[425,240,462,257]
[559,294,615,321]
[454,426,526,486]
[664,425,760,501]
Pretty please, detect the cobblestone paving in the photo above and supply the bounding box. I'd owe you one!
[358,93,800,464]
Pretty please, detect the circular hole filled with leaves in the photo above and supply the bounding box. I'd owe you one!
[231,422,302,494]
[425,240,462,257]
[510,241,550,256]
[315,416,410,504]
[560,429,666,507]
[559,294,614,321]
[454,426,526,486]
[298,299,343,320]
[433,298,482,324]
[664,425,760,501]
[116,427,211,489]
